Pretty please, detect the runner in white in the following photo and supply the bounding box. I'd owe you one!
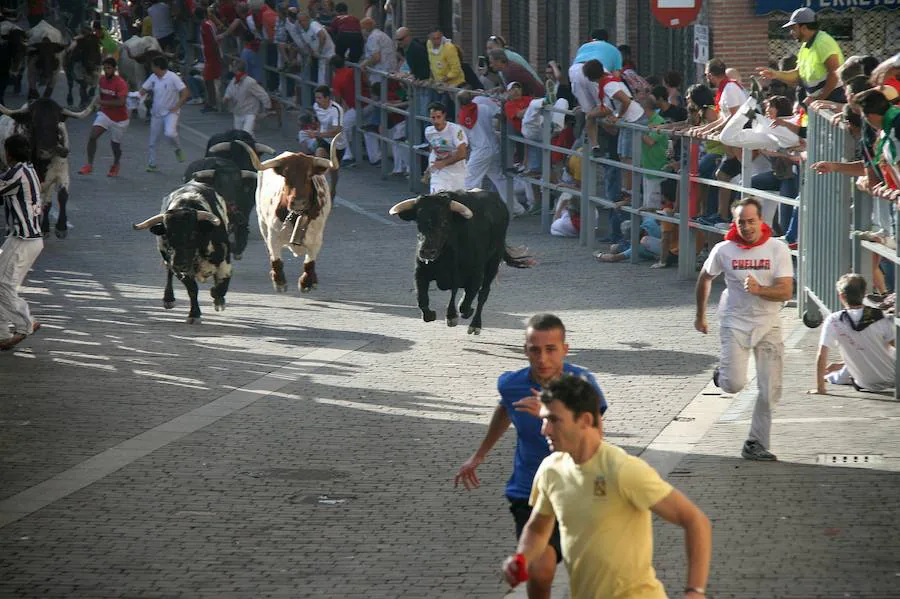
[139,56,190,171]
[424,102,467,193]
[312,85,346,198]
[695,197,794,461]
[458,92,508,204]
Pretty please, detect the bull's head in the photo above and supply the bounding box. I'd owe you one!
[246,135,340,219]
[0,98,96,161]
[389,193,474,263]
[30,38,67,77]
[133,208,221,274]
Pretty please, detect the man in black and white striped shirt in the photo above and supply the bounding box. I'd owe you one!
[0,134,43,351]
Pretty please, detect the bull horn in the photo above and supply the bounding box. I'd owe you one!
[196,211,221,226]
[0,101,29,116]
[449,200,473,219]
[133,214,165,230]
[233,139,263,170]
[61,98,96,119]
[191,169,216,179]
[389,197,419,215]
[258,152,292,171]
[241,170,257,179]
[255,143,275,155]
[207,142,232,153]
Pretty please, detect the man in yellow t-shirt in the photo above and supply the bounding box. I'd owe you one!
[502,375,712,599]
[756,7,844,105]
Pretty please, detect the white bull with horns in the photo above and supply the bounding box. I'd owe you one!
[247,134,341,293]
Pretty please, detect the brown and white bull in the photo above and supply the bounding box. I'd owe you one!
[247,135,340,293]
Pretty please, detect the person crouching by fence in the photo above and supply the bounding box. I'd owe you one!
[811,273,895,395]
[223,58,272,136]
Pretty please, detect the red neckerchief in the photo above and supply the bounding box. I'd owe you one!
[458,102,478,129]
[597,73,622,102]
[244,39,261,52]
[724,222,772,249]
[715,78,743,113]
[234,71,247,83]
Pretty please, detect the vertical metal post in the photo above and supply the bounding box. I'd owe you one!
[678,139,694,280]
[380,78,390,178]
[584,143,597,250]
[352,66,363,166]
[540,106,552,232]
[500,117,515,215]
[629,122,642,264]
[409,84,422,194]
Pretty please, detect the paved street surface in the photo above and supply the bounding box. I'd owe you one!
[1,86,899,598]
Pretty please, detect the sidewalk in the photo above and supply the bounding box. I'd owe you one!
[508,314,900,598]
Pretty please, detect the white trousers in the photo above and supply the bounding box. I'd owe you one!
[465,151,508,202]
[390,122,408,173]
[719,324,784,449]
[0,236,43,338]
[569,62,599,112]
[430,168,467,193]
[233,114,257,136]
[148,112,181,165]
[364,130,381,164]
[342,108,356,160]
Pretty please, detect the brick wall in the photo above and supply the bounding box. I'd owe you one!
[403,0,439,41]
[708,0,769,82]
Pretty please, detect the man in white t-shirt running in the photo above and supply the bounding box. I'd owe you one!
[424,102,468,194]
[140,56,190,172]
[695,197,794,461]
[457,92,508,205]
[812,273,895,394]
[312,85,346,199]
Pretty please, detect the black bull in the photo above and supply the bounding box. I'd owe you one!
[65,34,101,108]
[183,156,256,259]
[389,190,531,335]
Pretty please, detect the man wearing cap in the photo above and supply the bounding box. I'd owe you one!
[489,49,544,99]
[756,8,844,105]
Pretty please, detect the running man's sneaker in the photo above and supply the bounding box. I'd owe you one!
[712,366,720,388]
[78,164,92,175]
[146,164,158,172]
[107,163,120,177]
[175,148,185,162]
[741,440,777,461]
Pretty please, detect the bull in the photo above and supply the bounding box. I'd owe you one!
[64,25,102,108]
[183,152,257,259]
[117,35,164,91]
[388,189,531,335]
[25,20,67,100]
[0,97,95,238]
[132,181,232,324]
[246,135,339,293]
[0,21,27,104]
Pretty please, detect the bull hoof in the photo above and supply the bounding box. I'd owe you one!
[186,316,202,324]
[467,325,482,335]
[299,283,315,293]
[273,282,288,293]
[422,309,436,322]
[446,316,458,327]
[460,308,474,319]
[233,253,242,261]
[214,302,226,312]
[163,300,176,310]
[55,228,67,239]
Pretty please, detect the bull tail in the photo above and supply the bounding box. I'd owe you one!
[503,245,535,268]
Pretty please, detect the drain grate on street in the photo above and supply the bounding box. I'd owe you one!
[816,454,884,468]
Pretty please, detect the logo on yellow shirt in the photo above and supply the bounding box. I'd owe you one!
[594,474,607,497]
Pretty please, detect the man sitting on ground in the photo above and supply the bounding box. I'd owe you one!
[812,273,895,394]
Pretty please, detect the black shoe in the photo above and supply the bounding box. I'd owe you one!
[591,145,604,158]
[742,440,776,461]
[712,366,720,388]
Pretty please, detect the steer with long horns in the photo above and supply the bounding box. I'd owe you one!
[0,97,96,237]
[133,181,232,324]
[389,189,532,335]
[248,134,340,293]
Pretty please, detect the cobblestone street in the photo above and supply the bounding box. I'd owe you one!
[1,89,899,599]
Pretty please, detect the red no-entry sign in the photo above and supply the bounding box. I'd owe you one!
[651,0,702,29]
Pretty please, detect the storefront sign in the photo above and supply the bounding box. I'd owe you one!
[756,0,898,15]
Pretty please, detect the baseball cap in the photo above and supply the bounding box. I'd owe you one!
[287,6,298,13]
[782,7,815,28]
[506,81,522,91]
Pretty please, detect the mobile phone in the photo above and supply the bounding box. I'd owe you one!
[477,55,487,70]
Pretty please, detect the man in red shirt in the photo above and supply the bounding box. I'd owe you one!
[329,2,363,63]
[78,57,130,177]
[330,54,357,164]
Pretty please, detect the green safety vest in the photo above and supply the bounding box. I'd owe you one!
[797,31,843,95]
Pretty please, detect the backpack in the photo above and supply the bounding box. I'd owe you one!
[620,67,651,101]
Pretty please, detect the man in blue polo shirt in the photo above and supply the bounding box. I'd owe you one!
[454,312,607,599]
[569,29,623,113]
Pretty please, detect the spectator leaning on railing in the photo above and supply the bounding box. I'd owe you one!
[329,2,363,63]
[488,48,544,100]
[811,274,896,395]
[297,10,336,83]
[359,17,395,85]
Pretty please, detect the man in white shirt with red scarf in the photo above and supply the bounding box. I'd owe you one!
[695,197,793,461]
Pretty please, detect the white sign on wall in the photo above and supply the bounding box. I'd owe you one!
[693,24,709,65]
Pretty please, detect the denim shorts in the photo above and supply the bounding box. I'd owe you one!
[617,114,649,159]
